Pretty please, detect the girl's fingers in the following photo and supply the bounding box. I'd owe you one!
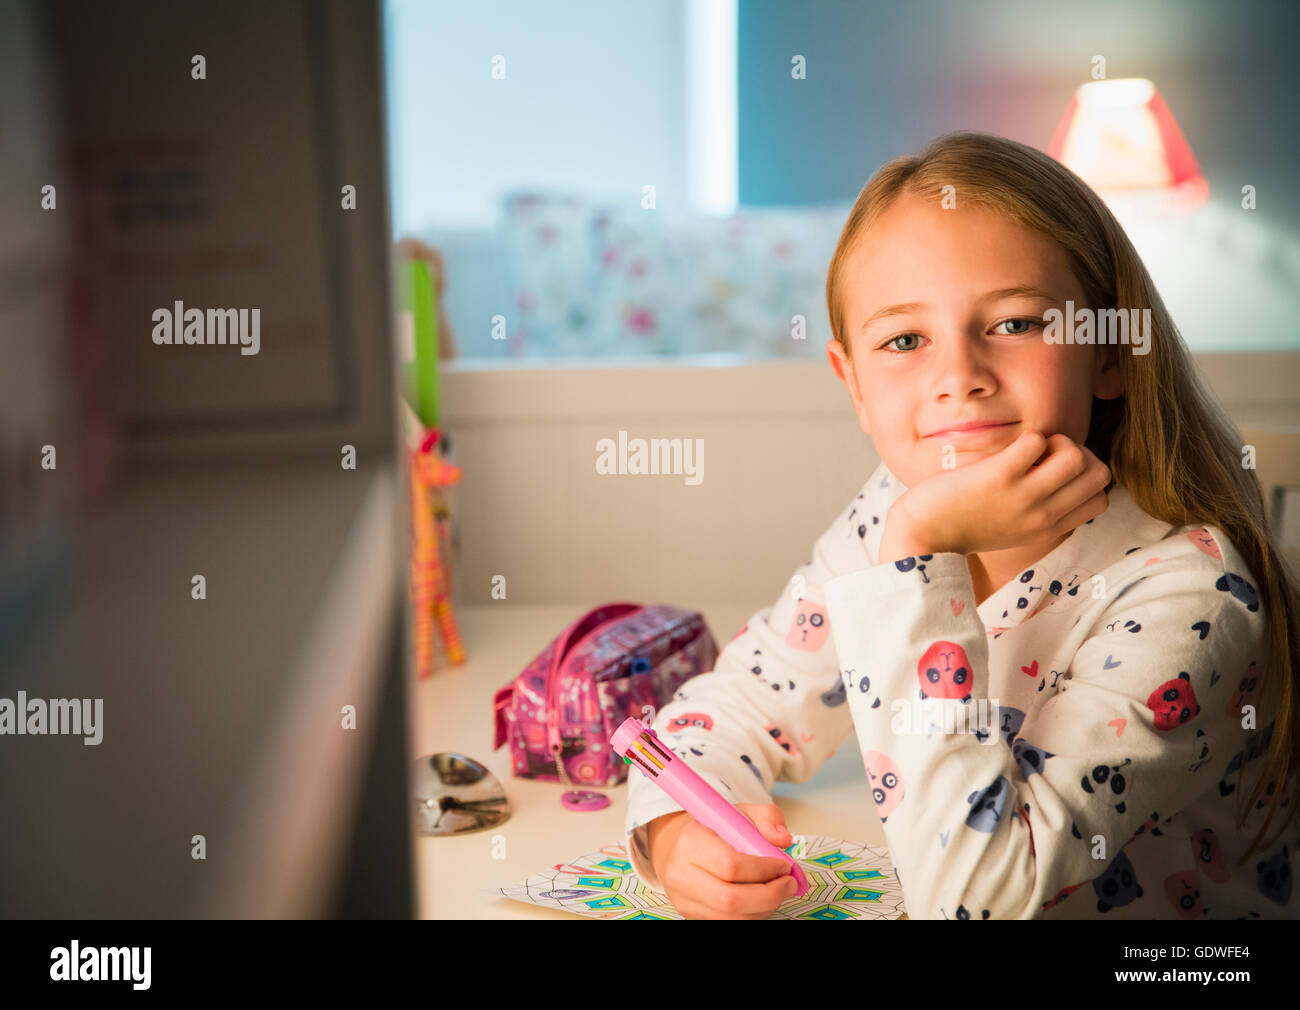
[1041,451,1110,520]
[689,807,793,882]
[688,827,793,883]
[697,866,795,918]
[1051,487,1110,535]
[1001,428,1050,477]
[670,859,792,918]
[1022,435,1097,501]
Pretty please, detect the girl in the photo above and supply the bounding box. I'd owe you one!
[623,130,1300,920]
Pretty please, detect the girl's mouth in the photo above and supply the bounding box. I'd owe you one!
[926,421,1017,439]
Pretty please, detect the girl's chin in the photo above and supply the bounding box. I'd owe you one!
[903,448,993,480]
[946,447,994,466]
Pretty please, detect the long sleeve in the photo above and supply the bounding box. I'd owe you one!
[822,538,1269,920]
[623,466,901,891]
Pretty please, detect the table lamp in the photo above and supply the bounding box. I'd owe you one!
[1048,77,1209,213]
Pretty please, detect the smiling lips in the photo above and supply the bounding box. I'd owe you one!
[925,420,1017,439]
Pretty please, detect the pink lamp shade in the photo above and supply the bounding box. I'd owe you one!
[1048,78,1208,211]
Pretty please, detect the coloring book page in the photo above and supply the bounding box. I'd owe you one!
[492,834,906,919]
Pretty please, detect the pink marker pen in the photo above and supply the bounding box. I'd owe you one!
[612,716,809,897]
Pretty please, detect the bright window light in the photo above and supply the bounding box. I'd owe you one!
[685,0,737,216]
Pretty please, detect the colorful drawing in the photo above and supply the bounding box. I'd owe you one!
[492,836,907,920]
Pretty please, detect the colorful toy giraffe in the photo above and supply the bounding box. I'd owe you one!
[408,424,465,676]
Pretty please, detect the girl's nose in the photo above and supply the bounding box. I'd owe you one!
[932,332,996,397]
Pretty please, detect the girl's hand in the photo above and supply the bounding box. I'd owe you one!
[882,429,1111,560]
[646,803,799,919]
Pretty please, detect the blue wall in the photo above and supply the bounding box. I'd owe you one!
[739,0,1300,233]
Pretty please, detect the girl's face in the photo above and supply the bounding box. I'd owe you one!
[826,189,1123,490]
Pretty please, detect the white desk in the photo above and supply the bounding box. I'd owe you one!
[409,602,892,919]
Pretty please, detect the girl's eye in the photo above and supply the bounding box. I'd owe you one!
[880,317,1041,352]
[882,333,922,353]
[994,317,1041,336]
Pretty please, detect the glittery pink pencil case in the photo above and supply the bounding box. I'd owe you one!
[492,603,718,789]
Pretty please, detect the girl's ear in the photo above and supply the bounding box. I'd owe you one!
[1092,342,1125,400]
[826,338,873,435]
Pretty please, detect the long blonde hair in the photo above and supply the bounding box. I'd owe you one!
[825,130,1300,860]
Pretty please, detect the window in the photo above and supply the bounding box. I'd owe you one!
[384,0,1300,365]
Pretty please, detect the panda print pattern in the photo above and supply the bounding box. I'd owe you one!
[622,460,1298,918]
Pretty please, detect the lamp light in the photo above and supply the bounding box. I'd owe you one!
[1048,78,1208,212]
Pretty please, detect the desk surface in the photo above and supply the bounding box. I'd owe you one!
[409,602,895,919]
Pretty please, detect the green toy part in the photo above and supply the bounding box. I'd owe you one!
[401,258,440,428]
